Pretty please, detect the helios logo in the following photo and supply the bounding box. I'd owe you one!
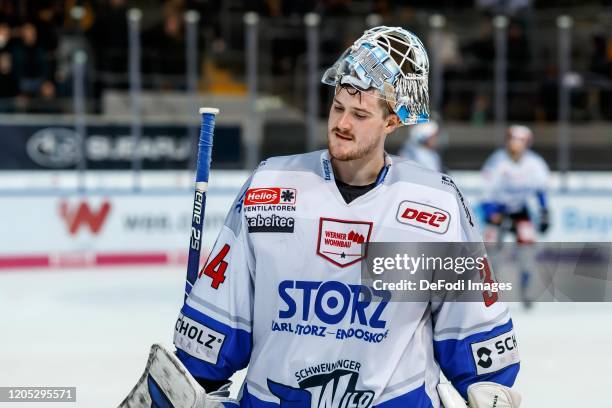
[246,188,278,204]
[245,188,297,206]
[59,200,111,235]
[396,201,450,234]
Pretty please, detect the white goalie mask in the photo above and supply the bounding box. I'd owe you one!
[322,26,430,125]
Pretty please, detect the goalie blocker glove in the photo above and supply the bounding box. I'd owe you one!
[118,344,238,408]
[438,382,521,408]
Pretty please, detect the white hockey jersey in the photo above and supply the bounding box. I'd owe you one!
[481,149,550,214]
[174,150,520,408]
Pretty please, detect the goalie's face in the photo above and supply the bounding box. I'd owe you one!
[327,86,399,162]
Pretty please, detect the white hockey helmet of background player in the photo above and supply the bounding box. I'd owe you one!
[410,120,439,145]
[321,26,430,126]
[506,124,533,146]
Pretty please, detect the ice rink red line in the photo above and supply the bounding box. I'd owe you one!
[96,253,168,265]
[0,251,195,270]
[0,255,49,268]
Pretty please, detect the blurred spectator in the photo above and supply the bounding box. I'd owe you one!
[536,61,559,121]
[34,2,60,103]
[471,92,492,124]
[13,22,51,96]
[427,20,464,116]
[476,0,532,16]
[431,27,463,71]
[507,20,535,121]
[386,0,470,8]
[463,20,495,121]
[248,0,312,77]
[0,51,18,110]
[589,34,612,78]
[29,76,61,113]
[463,20,494,80]
[88,0,128,88]
[143,4,186,89]
[0,0,610,121]
[378,0,413,20]
[0,20,11,52]
[507,21,530,82]
[318,0,351,16]
[250,0,315,16]
[63,0,95,31]
[0,0,21,25]
[34,2,59,54]
[184,0,223,52]
[589,33,612,119]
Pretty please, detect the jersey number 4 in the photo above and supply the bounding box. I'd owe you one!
[199,244,230,289]
[480,257,498,307]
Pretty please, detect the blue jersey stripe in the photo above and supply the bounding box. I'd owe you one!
[239,385,278,408]
[433,319,519,398]
[176,303,252,381]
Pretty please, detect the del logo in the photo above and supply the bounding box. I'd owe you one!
[317,218,373,267]
[268,361,374,408]
[59,200,111,235]
[396,201,450,234]
[245,187,296,206]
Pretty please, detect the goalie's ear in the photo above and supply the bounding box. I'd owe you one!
[384,113,401,135]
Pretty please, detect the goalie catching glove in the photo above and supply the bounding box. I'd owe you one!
[118,344,237,408]
[438,381,522,408]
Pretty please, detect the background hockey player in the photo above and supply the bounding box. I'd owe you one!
[480,125,551,308]
[123,26,522,408]
[399,120,444,172]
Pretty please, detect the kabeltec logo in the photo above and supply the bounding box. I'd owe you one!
[244,187,297,206]
[247,214,295,233]
[59,200,112,235]
[396,201,450,234]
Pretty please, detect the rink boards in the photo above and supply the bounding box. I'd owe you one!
[1,171,611,269]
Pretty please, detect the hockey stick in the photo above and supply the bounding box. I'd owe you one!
[118,108,227,408]
[185,107,219,299]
